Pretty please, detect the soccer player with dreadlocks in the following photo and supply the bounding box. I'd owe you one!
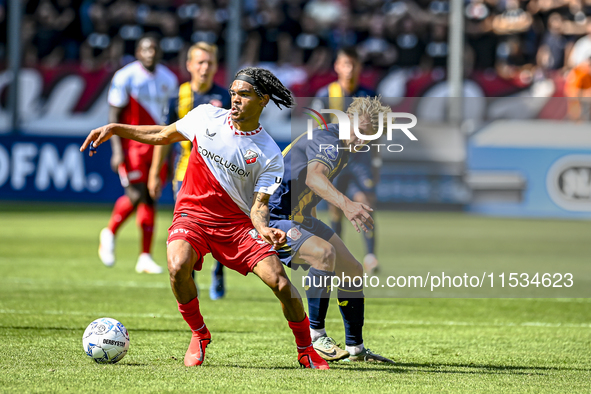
[148,42,231,301]
[81,67,329,369]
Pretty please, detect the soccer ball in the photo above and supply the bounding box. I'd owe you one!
[82,317,129,364]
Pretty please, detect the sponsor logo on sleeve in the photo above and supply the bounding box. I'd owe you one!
[322,145,338,161]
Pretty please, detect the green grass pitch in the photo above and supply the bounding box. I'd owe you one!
[0,204,590,393]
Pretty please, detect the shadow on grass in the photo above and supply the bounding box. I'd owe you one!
[0,202,113,213]
[3,326,588,375]
[330,361,590,375]
[199,361,590,374]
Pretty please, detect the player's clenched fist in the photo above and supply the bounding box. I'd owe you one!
[259,227,287,249]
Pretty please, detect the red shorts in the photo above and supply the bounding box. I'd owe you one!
[118,149,167,186]
[167,216,277,276]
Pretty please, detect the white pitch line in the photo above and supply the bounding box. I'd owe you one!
[0,309,589,329]
[0,277,171,289]
[0,309,180,320]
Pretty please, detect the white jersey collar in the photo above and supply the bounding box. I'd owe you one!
[227,115,263,136]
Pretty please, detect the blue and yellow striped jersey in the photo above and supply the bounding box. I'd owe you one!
[167,82,231,182]
[269,124,349,222]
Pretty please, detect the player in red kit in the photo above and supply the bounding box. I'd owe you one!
[98,35,178,274]
[82,67,329,369]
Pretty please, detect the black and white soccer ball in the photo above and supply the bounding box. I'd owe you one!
[82,317,130,364]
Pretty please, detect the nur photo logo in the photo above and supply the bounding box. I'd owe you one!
[304,107,418,153]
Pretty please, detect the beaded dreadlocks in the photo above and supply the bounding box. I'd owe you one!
[234,67,295,109]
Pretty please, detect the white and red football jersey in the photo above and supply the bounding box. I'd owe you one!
[174,104,284,225]
[108,61,178,157]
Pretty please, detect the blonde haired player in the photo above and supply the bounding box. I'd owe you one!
[314,47,381,276]
[268,97,395,363]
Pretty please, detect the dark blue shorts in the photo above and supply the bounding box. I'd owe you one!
[333,152,375,196]
[269,217,334,269]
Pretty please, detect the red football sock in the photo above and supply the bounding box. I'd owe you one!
[178,298,208,333]
[288,315,312,352]
[108,195,135,234]
[137,203,155,254]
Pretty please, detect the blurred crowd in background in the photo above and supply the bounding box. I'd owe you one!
[1,0,591,97]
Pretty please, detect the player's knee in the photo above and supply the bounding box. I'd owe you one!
[313,244,336,272]
[353,260,364,277]
[345,259,364,278]
[276,274,292,296]
[167,253,192,281]
[264,268,291,295]
[324,245,337,271]
[266,273,280,293]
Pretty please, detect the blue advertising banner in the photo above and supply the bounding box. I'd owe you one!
[467,120,591,219]
[0,135,174,204]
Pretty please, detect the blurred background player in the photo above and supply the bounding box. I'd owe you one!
[269,97,394,363]
[565,56,591,122]
[314,47,381,275]
[148,42,231,299]
[98,35,178,274]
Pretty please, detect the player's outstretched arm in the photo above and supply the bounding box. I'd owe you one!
[80,123,185,156]
[251,192,286,249]
[305,161,374,233]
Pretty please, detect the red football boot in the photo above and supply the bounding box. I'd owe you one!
[184,327,212,366]
[298,345,330,370]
